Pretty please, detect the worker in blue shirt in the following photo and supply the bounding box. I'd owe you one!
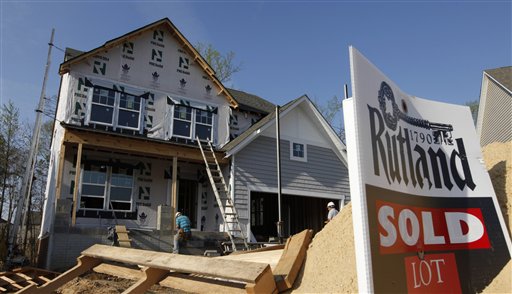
[173,211,192,254]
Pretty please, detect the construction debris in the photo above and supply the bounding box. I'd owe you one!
[16,229,313,293]
[292,203,357,293]
[0,267,59,293]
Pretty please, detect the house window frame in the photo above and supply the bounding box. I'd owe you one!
[290,141,307,162]
[171,104,215,141]
[194,109,214,141]
[79,164,134,212]
[87,85,143,132]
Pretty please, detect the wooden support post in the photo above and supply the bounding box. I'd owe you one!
[245,265,278,294]
[171,156,178,231]
[273,229,313,291]
[55,142,66,200]
[122,267,169,294]
[17,255,101,294]
[71,143,83,226]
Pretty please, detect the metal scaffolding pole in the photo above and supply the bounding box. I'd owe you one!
[8,29,54,263]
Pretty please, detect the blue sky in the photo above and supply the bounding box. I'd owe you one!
[1,1,511,123]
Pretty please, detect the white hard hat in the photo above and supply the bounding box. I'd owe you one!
[327,201,335,208]
[175,212,181,218]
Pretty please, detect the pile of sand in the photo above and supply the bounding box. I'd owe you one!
[292,202,358,293]
[293,141,511,293]
[481,141,511,293]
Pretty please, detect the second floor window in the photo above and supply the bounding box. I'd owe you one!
[173,105,214,141]
[90,88,115,125]
[195,109,213,140]
[88,87,142,131]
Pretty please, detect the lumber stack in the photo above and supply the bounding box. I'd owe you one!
[0,267,59,293]
[16,229,313,294]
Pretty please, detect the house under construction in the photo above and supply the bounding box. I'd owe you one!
[38,18,350,270]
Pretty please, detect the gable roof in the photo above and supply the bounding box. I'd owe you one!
[222,95,348,165]
[484,66,512,92]
[227,88,275,114]
[59,18,238,108]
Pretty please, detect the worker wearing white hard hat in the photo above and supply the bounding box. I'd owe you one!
[326,201,339,223]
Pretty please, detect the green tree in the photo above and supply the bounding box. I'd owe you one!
[195,43,242,83]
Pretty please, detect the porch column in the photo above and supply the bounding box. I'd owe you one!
[55,143,66,200]
[171,156,178,231]
[71,143,83,226]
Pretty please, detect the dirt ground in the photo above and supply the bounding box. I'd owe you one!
[55,272,187,294]
[55,142,511,293]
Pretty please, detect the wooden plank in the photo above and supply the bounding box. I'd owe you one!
[171,156,178,231]
[115,225,132,248]
[0,276,23,290]
[217,249,283,271]
[36,276,52,283]
[71,143,83,226]
[115,225,129,233]
[272,229,313,291]
[17,255,101,294]
[161,273,246,294]
[55,141,66,200]
[63,128,228,164]
[245,265,277,294]
[230,244,285,255]
[82,244,268,283]
[93,263,246,293]
[122,267,168,294]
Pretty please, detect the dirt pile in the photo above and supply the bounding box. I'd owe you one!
[481,141,511,294]
[293,141,512,293]
[292,202,358,293]
[481,141,512,236]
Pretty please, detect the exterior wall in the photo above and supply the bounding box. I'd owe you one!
[57,147,222,230]
[48,199,169,270]
[62,24,232,145]
[229,108,264,140]
[477,76,512,146]
[233,135,350,237]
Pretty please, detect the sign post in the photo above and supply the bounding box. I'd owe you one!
[343,47,511,293]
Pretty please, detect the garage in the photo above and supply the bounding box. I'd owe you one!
[250,191,341,242]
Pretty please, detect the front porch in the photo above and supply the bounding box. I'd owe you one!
[42,126,231,270]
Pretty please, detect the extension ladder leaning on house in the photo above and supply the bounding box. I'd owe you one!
[197,137,249,252]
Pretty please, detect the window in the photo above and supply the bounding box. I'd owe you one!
[80,164,107,209]
[290,142,307,162]
[172,105,214,141]
[173,105,192,137]
[88,87,142,131]
[79,164,133,212]
[90,88,115,125]
[109,167,134,211]
[118,93,141,128]
[195,109,213,140]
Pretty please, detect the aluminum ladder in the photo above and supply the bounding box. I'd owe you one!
[197,137,249,252]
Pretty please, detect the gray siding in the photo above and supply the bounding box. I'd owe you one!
[233,136,350,221]
[479,78,512,146]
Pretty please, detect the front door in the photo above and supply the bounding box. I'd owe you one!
[178,179,198,228]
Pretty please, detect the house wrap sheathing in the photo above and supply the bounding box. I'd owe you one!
[39,18,349,270]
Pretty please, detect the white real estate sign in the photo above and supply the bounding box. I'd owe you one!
[343,47,512,293]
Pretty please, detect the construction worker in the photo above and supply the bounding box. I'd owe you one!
[173,211,191,254]
[326,201,339,223]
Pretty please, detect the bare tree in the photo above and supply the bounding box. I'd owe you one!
[0,101,26,264]
[314,95,345,143]
[195,43,242,83]
[465,99,479,126]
